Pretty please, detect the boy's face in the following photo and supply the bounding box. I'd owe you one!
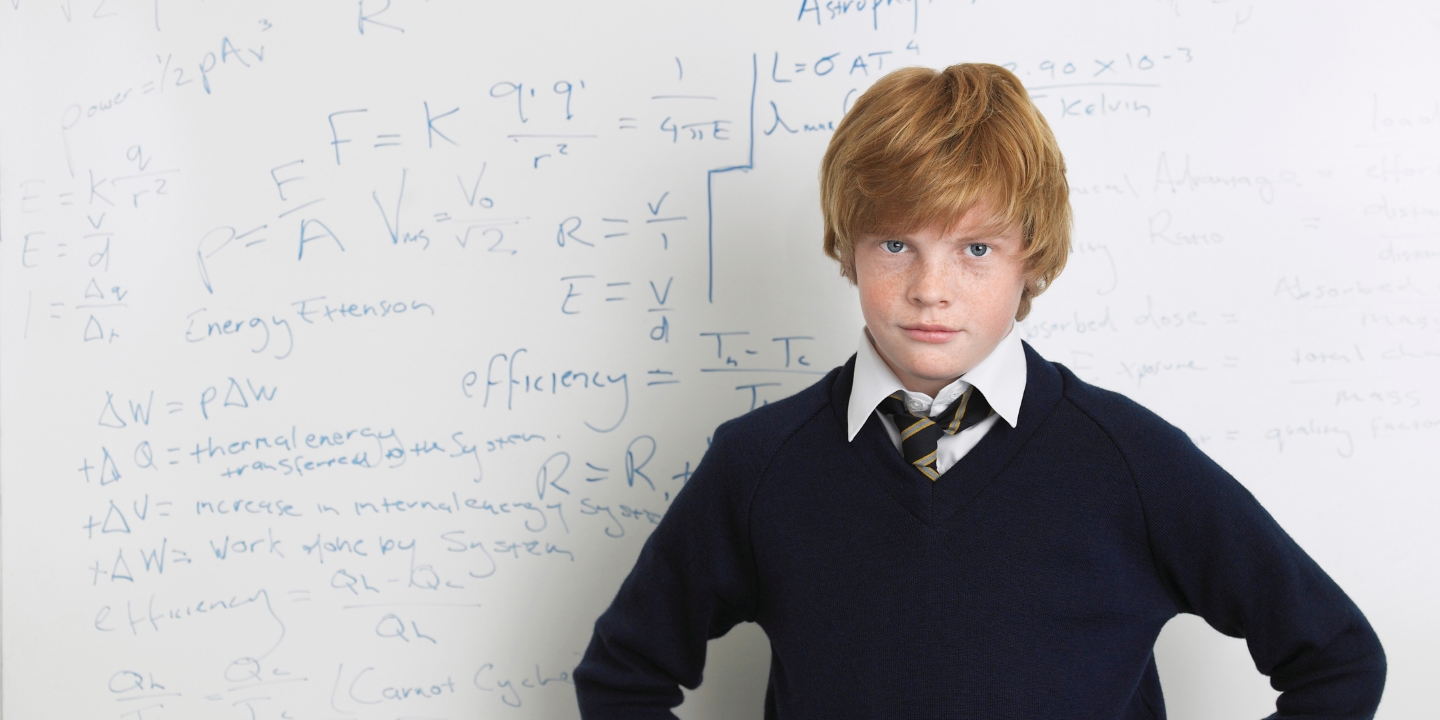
[854,201,1027,397]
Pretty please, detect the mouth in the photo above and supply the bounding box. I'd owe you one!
[899,324,960,343]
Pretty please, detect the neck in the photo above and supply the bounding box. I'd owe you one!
[895,374,956,398]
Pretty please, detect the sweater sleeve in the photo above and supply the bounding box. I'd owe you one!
[573,422,762,719]
[1121,417,1386,719]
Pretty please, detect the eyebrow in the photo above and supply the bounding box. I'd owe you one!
[952,231,1016,243]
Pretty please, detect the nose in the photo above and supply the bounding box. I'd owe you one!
[908,254,953,308]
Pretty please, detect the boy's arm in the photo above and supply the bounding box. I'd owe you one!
[1124,420,1386,718]
[574,423,761,719]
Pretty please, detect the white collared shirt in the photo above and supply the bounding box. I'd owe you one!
[846,322,1028,475]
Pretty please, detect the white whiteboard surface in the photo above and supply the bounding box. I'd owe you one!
[2,1,1436,718]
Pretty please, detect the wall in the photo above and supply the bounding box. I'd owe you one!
[1,1,1436,717]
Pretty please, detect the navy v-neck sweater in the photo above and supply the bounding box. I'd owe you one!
[575,342,1385,719]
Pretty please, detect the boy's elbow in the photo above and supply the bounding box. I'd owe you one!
[574,630,686,720]
[1272,616,1386,719]
[574,671,684,720]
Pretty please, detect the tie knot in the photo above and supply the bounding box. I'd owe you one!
[886,392,930,416]
[876,385,994,481]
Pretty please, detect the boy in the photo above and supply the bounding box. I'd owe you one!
[574,64,1385,718]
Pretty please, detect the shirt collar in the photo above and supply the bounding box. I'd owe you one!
[846,322,1027,441]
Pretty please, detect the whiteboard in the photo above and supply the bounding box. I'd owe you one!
[2,1,1436,717]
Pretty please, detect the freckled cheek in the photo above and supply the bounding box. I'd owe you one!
[857,264,904,307]
[858,281,898,321]
[976,271,1027,326]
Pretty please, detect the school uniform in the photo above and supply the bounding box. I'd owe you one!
[574,326,1386,719]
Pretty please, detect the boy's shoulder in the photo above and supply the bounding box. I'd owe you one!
[703,360,848,479]
[713,361,845,448]
[1049,358,1204,467]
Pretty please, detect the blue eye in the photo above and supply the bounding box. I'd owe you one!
[967,243,990,257]
[883,240,906,253]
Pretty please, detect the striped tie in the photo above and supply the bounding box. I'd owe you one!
[877,386,993,481]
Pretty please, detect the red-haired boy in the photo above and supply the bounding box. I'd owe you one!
[575,63,1385,719]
